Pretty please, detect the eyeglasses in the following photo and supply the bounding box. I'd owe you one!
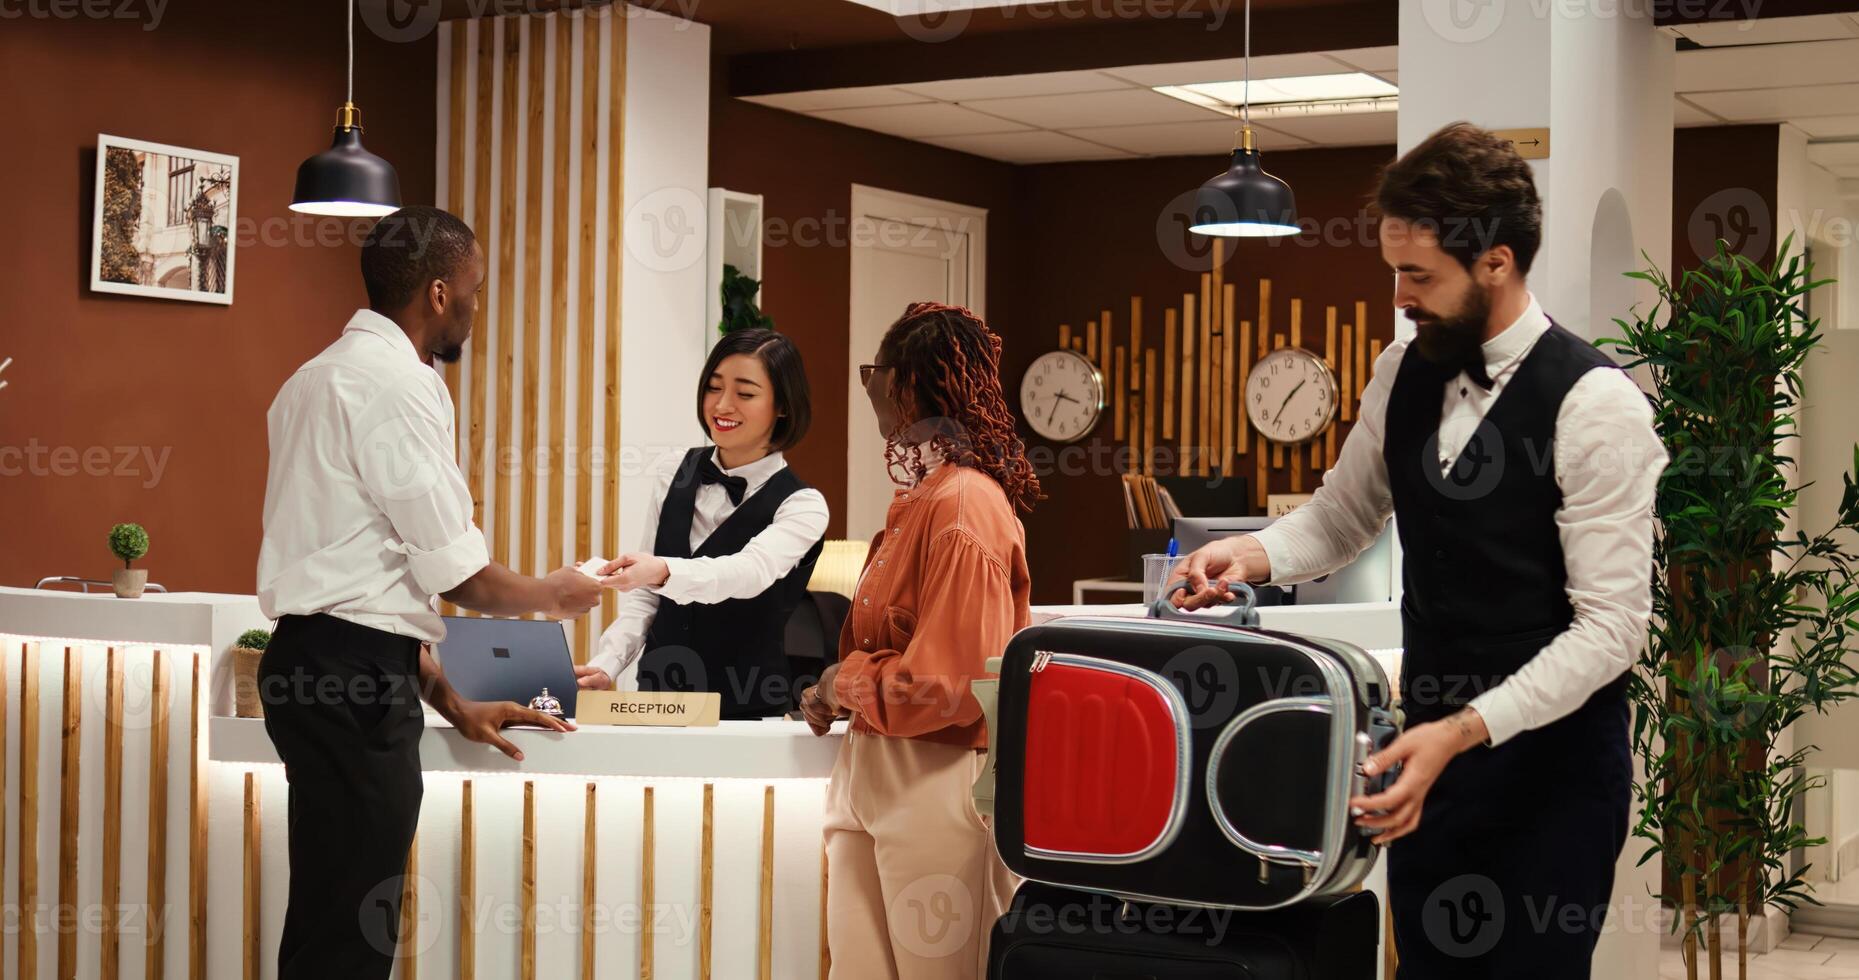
[858,363,891,385]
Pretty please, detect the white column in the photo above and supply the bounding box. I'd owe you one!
[1397,5,1675,979]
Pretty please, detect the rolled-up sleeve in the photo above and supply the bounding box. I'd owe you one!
[352,378,489,596]
[834,527,1009,738]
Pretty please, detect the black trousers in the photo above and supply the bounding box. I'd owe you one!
[259,613,426,980]
[1388,693,1632,979]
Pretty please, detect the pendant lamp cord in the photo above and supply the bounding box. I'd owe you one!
[1241,0,1256,132]
[347,0,355,106]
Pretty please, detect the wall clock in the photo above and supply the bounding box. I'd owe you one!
[1020,349,1104,443]
[1245,346,1338,445]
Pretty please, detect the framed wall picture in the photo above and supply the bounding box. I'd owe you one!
[90,134,239,305]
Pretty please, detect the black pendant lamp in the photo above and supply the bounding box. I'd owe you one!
[1187,0,1299,238]
[291,0,401,217]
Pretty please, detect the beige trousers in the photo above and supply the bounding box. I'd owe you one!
[824,731,1019,980]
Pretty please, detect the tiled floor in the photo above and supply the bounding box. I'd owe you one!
[1660,934,1859,979]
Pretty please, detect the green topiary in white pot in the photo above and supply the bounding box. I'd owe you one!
[108,523,150,598]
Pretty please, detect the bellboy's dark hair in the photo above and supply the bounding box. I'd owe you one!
[698,329,812,452]
[1375,121,1543,275]
[360,206,477,312]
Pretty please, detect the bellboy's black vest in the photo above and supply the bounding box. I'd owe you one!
[1383,322,1629,724]
[638,447,825,719]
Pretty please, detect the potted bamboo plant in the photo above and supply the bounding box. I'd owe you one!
[109,522,150,598]
[1604,236,1859,980]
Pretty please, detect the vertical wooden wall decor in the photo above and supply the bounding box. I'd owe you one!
[103,648,126,978]
[581,783,596,980]
[16,643,34,980]
[1113,346,1126,442]
[522,781,537,980]
[148,651,170,980]
[460,780,476,980]
[439,6,628,660]
[242,772,260,980]
[699,783,715,980]
[190,656,206,980]
[1179,291,1195,469]
[758,786,775,980]
[1162,309,1177,440]
[57,646,81,979]
[640,786,656,980]
[1222,283,1237,473]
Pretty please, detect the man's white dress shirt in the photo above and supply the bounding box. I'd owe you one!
[1249,296,1668,746]
[257,310,489,643]
[591,448,830,687]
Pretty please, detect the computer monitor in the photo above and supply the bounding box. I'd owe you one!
[1172,516,1275,555]
[437,615,582,719]
[1170,515,1396,605]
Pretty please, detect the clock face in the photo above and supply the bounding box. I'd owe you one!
[1019,349,1105,443]
[1246,347,1338,445]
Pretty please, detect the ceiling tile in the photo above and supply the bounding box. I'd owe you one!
[1098,53,1356,90]
[1240,110,1397,148]
[1796,114,1859,139]
[1673,96,1723,127]
[1671,13,1859,47]
[963,88,1229,129]
[1064,118,1312,157]
[740,86,929,113]
[894,70,1135,102]
[1324,46,1399,74]
[810,102,1034,138]
[1807,141,1859,167]
[1686,83,1859,122]
[925,130,1137,164]
[1677,39,1859,93]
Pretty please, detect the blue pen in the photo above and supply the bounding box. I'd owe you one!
[1166,538,1178,559]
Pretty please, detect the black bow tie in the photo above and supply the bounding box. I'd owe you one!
[697,456,748,505]
[1425,355,1496,392]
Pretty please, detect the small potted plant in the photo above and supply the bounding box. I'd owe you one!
[109,522,150,598]
[232,628,271,719]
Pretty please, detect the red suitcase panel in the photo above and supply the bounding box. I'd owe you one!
[1022,653,1189,863]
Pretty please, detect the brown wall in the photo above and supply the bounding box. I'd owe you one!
[0,4,436,593]
[1673,124,1781,275]
[707,81,1029,537]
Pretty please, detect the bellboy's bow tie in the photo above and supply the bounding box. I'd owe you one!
[697,457,749,505]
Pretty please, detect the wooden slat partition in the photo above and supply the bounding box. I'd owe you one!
[758,786,775,980]
[520,14,546,586]
[699,783,715,979]
[399,835,421,980]
[243,773,260,980]
[493,14,520,572]
[1222,282,1237,473]
[522,781,537,980]
[468,20,495,534]
[602,5,628,626]
[1057,323,1070,348]
[18,643,36,980]
[1179,292,1195,471]
[57,646,81,980]
[641,786,656,980]
[1113,346,1126,442]
[1341,323,1354,422]
[461,780,476,980]
[1198,273,1212,475]
[547,10,571,578]
[444,21,468,404]
[1356,301,1370,404]
[147,651,170,980]
[1143,351,1157,476]
[190,657,206,980]
[582,783,596,980]
[573,8,600,662]
[1162,309,1176,440]
[103,647,126,978]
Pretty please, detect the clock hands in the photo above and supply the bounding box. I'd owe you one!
[1272,380,1307,425]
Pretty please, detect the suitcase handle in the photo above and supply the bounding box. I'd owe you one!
[1149,579,1260,626]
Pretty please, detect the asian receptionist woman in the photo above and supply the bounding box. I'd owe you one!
[577,329,829,718]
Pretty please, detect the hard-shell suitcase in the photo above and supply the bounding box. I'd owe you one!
[987,880,1380,980]
[975,582,1399,911]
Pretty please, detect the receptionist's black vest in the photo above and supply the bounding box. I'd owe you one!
[1382,322,1629,724]
[638,447,824,719]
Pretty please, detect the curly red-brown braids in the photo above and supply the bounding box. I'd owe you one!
[877,302,1042,513]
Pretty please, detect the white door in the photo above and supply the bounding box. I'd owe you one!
[846,185,987,544]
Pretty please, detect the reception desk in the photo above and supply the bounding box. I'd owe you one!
[0,586,843,980]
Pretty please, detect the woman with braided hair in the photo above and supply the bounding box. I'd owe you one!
[801,301,1038,979]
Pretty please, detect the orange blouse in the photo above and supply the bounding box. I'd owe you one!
[831,463,1032,748]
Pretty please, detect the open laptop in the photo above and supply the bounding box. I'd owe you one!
[437,615,581,720]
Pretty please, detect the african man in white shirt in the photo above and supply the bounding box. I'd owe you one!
[1172,123,1667,978]
[256,206,612,980]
